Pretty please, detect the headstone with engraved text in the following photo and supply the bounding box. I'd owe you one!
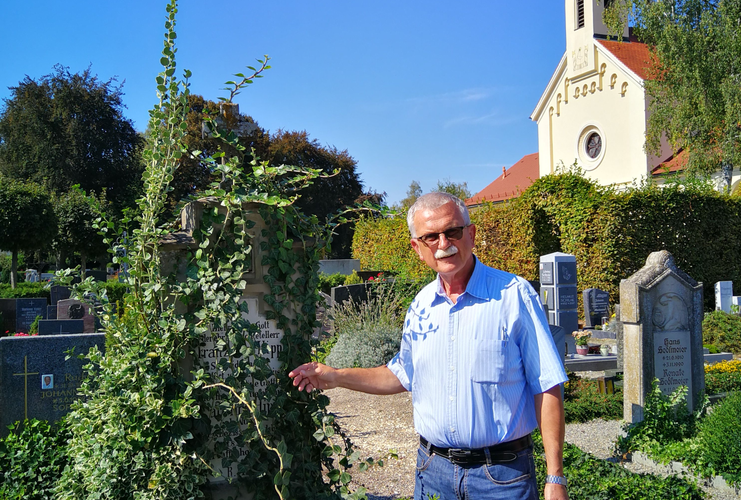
[15,298,47,333]
[715,281,733,313]
[540,252,578,353]
[583,288,610,329]
[620,251,704,423]
[0,333,106,437]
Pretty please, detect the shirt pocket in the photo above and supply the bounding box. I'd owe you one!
[470,339,508,384]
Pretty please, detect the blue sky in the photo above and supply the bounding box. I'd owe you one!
[1,1,566,206]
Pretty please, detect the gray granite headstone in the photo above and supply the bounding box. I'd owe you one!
[620,251,704,423]
[38,320,85,336]
[50,285,71,306]
[583,288,610,328]
[15,298,48,333]
[715,281,733,312]
[540,253,578,353]
[0,333,106,436]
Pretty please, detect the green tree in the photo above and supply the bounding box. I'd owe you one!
[627,0,741,191]
[0,65,144,210]
[398,180,423,210]
[53,186,108,277]
[435,178,472,200]
[0,179,57,288]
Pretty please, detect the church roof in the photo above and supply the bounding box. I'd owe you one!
[652,149,688,176]
[466,153,539,206]
[595,38,653,81]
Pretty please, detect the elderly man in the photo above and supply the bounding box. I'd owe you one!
[290,192,568,500]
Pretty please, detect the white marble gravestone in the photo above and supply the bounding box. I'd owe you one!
[620,251,705,423]
[715,280,733,312]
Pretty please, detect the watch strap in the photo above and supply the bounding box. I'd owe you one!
[545,474,568,487]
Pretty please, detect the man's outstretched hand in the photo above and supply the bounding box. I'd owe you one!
[289,362,337,393]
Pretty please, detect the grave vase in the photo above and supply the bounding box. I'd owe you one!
[576,344,589,355]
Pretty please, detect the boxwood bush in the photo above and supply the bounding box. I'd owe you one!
[702,310,741,353]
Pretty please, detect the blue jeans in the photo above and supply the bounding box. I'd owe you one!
[414,444,538,500]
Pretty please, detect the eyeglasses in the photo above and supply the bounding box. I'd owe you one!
[415,225,469,247]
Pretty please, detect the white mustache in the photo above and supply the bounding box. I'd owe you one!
[434,245,459,259]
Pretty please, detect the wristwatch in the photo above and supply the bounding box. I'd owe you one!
[545,475,568,487]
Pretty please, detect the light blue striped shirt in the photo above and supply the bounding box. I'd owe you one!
[387,257,568,449]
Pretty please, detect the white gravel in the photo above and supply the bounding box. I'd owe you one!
[326,387,739,500]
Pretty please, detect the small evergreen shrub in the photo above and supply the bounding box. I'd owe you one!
[325,284,404,368]
[317,272,347,295]
[616,381,705,457]
[343,269,362,285]
[0,419,69,500]
[702,310,741,353]
[0,282,50,300]
[696,391,741,485]
[563,373,623,423]
[532,430,705,500]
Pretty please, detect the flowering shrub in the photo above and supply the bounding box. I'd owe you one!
[12,332,38,337]
[705,359,741,395]
[572,330,592,346]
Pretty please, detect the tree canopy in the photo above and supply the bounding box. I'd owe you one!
[54,186,108,276]
[0,179,57,287]
[0,65,144,210]
[625,0,741,187]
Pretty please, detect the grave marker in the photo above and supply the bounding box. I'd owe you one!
[620,251,704,423]
[38,319,85,336]
[15,298,47,333]
[715,281,733,313]
[540,253,578,353]
[57,299,95,333]
[50,285,71,306]
[583,288,610,329]
[0,299,16,333]
[0,333,106,436]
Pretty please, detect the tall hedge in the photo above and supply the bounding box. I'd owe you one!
[354,173,741,311]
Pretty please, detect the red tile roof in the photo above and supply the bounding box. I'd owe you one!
[652,149,688,176]
[596,39,653,80]
[466,153,539,206]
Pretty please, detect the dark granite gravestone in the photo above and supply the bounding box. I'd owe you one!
[47,305,57,320]
[583,288,610,328]
[0,299,16,333]
[38,320,85,336]
[0,333,106,436]
[57,299,95,333]
[15,298,48,333]
[331,284,370,305]
[50,285,71,306]
[86,270,107,282]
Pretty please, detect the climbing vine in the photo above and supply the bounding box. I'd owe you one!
[55,1,375,498]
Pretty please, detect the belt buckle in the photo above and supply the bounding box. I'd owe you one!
[447,448,471,464]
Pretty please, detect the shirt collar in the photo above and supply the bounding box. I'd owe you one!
[433,255,488,303]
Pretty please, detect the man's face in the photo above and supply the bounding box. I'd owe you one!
[410,202,476,278]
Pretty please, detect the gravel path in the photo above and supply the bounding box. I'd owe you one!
[326,387,739,500]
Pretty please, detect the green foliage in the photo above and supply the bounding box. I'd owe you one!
[102,280,129,309]
[533,430,706,500]
[616,381,705,457]
[397,180,423,211]
[28,315,41,335]
[54,4,371,498]
[355,171,741,313]
[702,310,741,353]
[318,272,347,295]
[433,178,472,201]
[705,372,741,395]
[325,283,405,369]
[631,0,741,186]
[563,373,623,423]
[0,64,144,210]
[0,419,70,500]
[53,186,109,273]
[343,270,363,285]
[0,179,57,288]
[0,253,24,284]
[0,282,50,299]
[352,216,433,282]
[696,391,741,485]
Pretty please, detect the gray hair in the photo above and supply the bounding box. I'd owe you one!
[406,192,471,238]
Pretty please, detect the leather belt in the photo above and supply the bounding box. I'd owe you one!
[419,434,533,465]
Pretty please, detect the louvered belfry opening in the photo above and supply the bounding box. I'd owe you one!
[576,0,585,29]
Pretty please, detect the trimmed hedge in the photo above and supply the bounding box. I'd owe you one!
[354,172,741,311]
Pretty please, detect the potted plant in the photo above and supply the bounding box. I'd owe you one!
[572,330,591,355]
